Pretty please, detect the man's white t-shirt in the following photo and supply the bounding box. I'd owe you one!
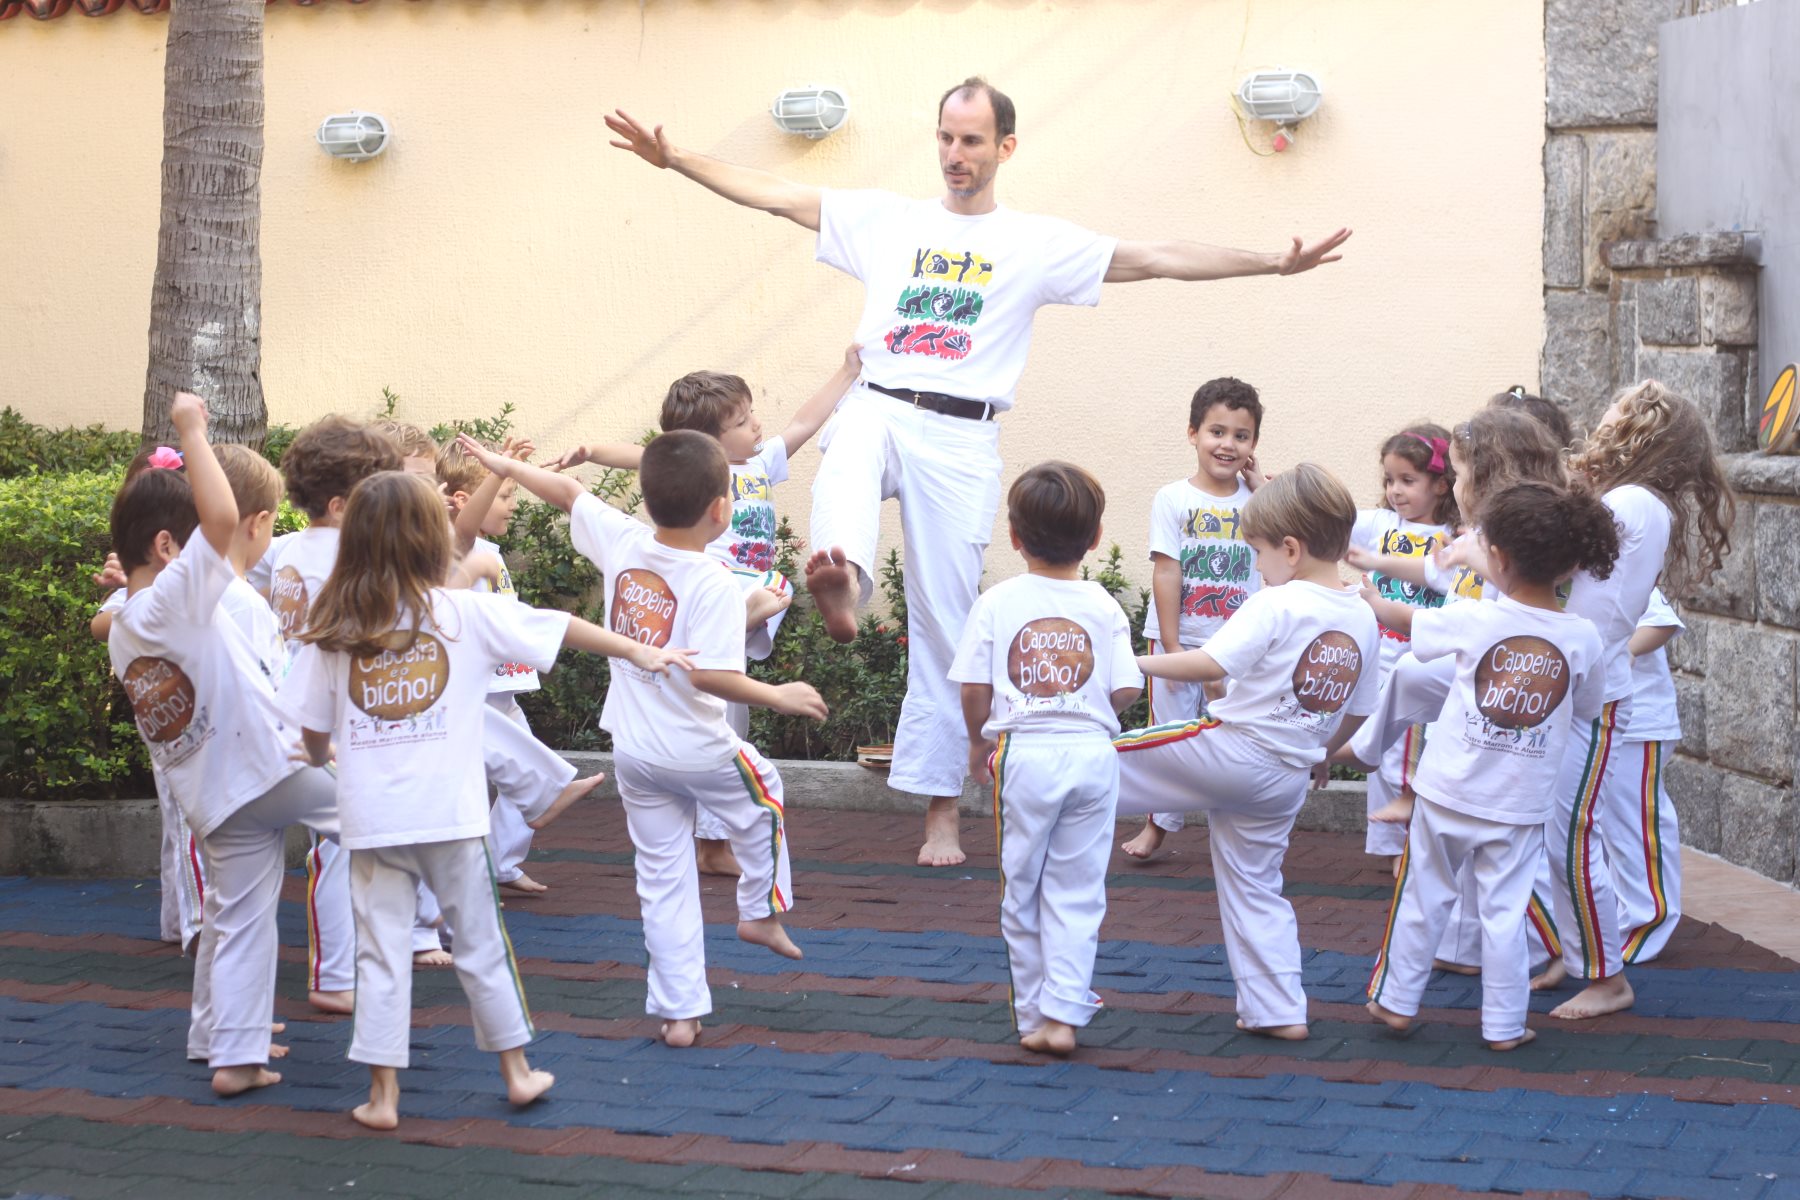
[108,535,300,838]
[1566,485,1672,702]
[1408,594,1607,825]
[278,590,568,850]
[949,575,1144,740]
[1141,478,1262,647]
[816,190,1117,410]
[1202,581,1382,768]
[471,535,541,695]
[269,525,340,650]
[568,493,749,771]
[1351,509,1452,671]
[707,437,790,574]
[1622,587,1683,743]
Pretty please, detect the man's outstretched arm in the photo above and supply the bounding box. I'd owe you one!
[606,109,823,231]
[1105,228,1352,283]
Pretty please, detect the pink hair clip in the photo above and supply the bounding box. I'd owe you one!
[1406,433,1449,475]
[146,446,184,471]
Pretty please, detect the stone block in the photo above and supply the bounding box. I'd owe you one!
[1542,290,1614,416]
[1607,232,1763,271]
[1673,673,1707,759]
[1684,497,1756,618]
[1584,131,1658,287]
[1718,772,1797,882]
[1666,606,1707,673]
[1666,754,1721,855]
[1727,453,1800,498]
[1544,135,1587,288]
[1755,502,1800,629]
[1702,620,1794,784]
[1610,282,1639,404]
[1701,272,1758,345]
[1636,349,1748,451]
[1635,276,1700,345]
[1545,0,1662,128]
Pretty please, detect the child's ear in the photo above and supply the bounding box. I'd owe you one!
[1283,535,1304,563]
[1187,426,1200,447]
[448,490,470,512]
[1008,522,1023,552]
[1088,522,1104,554]
[711,493,731,523]
[325,496,348,521]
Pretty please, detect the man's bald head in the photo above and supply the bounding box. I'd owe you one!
[938,77,1016,141]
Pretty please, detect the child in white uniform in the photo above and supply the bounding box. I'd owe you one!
[279,469,691,1130]
[1365,480,1615,1049]
[951,462,1143,1056]
[1117,464,1380,1040]
[1609,590,1684,963]
[1121,378,1265,860]
[464,431,829,1049]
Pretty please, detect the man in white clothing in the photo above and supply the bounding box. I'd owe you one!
[606,78,1349,866]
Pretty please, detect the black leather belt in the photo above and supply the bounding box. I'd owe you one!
[864,381,995,422]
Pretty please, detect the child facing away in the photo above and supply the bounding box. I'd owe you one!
[1365,480,1617,1051]
[107,393,347,1098]
[461,430,829,1049]
[278,469,692,1130]
[1121,376,1266,861]
[952,463,1144,1056]
[1115,464,1381,1041]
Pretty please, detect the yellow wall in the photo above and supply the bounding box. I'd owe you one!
[3,0,1544,591]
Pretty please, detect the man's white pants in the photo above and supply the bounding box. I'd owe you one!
[614,745,795,1020]
[155,766,205,948]
[347,838,532,1069]
[188,766,340,1067]
[1604,739,1681,964]
[1143,640,1205,836]
[811,387,1002,798]
[1366,795,1542,1045]
[483,697,577,885]
[1547,700,1629,981]
[1115,720,1311,1029]
[990,731,1118,1034]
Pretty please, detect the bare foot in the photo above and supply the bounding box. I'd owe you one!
[919,799,965,867]
[1487,1028,1537,1052]
[351,1067,399,1131]
[500,874,549,895]
[1369,796,1415,824]
[527,771,606,831]
[1237,1018,1310,1041]
[269,1041,289,1060]
[739,915,803,960]
[1432,958,1480,976]
[309,989,354,1015]
[745,586,791,628]
[1530,959,1567,992]
[803,547,860,644]
[1549,975,1634,1021]
[1120,820,1167,860]
[1391,854,1403,879]
[660,1018,702,1048]
[695,838,743,878]
[212,1065,280,1097]
[1365,1001,1412,1033]
[414,948,453,968]
[1020,1020,1077,1056]
[499,1047,554,1106]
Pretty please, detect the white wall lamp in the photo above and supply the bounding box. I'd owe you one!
[315,111,392,162]
[1233,69,1322,153]
[770,86,850,139]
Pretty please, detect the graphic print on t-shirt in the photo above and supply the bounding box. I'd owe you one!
[612,569,677,647]
[350,635,450,720]
[885,246,994,362]
[1180,504,1254,621]
[270,567,309,639]
[1372,527,1448,615]
[1007,617,1096,698]
[123,657,199,744]
[727,470,778,572]
[1474,636,1570,733]
[1290,631,1364,715]
[894,285,985,326]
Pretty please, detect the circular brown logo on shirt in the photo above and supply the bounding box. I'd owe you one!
[270,566,310,639]
[612,569,678,647]
[1007,618,1095,697]
[350,634,450,719]
[1292,631,1363,714]
[1475,636,1571,729]
[122,657,197,743]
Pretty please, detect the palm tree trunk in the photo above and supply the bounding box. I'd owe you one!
[141,0,266,449]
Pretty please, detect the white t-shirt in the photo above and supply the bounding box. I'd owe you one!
[1409,594,1607,825]
[269,525,340,652]
[1141,478,1262,646]
[816,190,1116,410]
[1622,587,1682,743]
[1421,529,1487,605]
[471,535,541,695]
[1567,485,1672,701]
[949,575,1144,740]
[246,530,299,597]
[278,590,568,850]
[1351,509,1452,671]
[568,493,749,771]
[108,535,301,838]
[1202,581,1382,768]
[706,437,790,574]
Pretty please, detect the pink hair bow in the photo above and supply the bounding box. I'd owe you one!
[1406,433,1448,475]
[146,446,184,470]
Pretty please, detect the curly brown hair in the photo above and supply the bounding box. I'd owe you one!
[1450,408,1569,517]
[280,415,403,519]
[1481,481,1619,585]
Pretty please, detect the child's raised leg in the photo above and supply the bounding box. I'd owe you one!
[711,747,800,960]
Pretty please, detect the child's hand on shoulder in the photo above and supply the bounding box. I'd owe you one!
[170,391,209,434]
[628,643,697,675]
[771,681,828,720]
[1239,455,1272,492]
[967,739,997,786]
[1357,573,1380,605]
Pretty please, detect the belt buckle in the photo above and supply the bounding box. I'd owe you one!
[911,392,930,410]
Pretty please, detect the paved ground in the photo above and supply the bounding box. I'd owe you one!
[2,806,1799,1200]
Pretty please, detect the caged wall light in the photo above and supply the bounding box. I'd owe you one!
[769,86,850,139]
[315,111,392,162]
[1234,70,1323,123]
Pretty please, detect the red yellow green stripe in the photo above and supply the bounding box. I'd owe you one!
[1563,702,1618,979]
[1399,722,1426,789]
[989,734,1019,1030]
[734,751,788,914]
[1366,838,1412,1002]
[305,836,325,991]
[1527,890,1562,959]
[1623,741,1671,963]
[483,842,534,1037]
[1112,717,1220,753]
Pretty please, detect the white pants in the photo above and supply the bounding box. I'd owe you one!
[1604,739,1681,964]
[188,766,340,1068]
[1366,795,1542,1044]
[482,697,576,884]
[712,568,794,762]
[811,387,1002,797]
[991,731,1118,1033]
[1143,640,1205,835]
[1350,651,1455,858]
[1547,700,1628,981]
[347,838,532,1069]
[155,766,205,948]
[1115,720,1311,1028]
[614,746,795,1020]
[1433,853,1562,972]
[1364,721,1429,858]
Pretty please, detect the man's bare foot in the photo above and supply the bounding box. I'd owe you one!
[1432,958,1480,976]
[739,915,803,960]
[309,989,354,1015]
[919,798,965,867]
[1487,1028,1537,1052]
[696,838,743,878]
[414,948,453,968]
[528,771,606,831]
[1020,1020,1077,1056]
[1237,1018,1310,1041]
[1365,1001,1412,1033]
[1530,960,1567,991]
[1549,975,1634,1021]
[499,1047,554,1106]
[660,1018,702,1048]
[213,1065,280,1096]
[746,586,791,628]
[1369,796,1415,824]
[500,873,549,895]
[1120,820,1167,860]
[351,1066,399,1130]
[803,547,860,644]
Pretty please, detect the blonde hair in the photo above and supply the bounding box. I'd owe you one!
[1571,379,1736,593]
[1450,408,1569,515]
[433,438,491,496]
[1241,462,1357,560]
[373,419,440,462]
[299,471,451,657]
[214,444,283,517]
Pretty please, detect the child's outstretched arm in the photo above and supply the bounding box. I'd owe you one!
[171,392,239,558]
[458,435,584,513]
[777,343,862,457]
[1357,576,1417,635]
[548,442,643,472]
[1629,624,1678,657]
[690,671,828,720]
[562,616,696,675]
[1346,547,1430,587]
[453,435,534,554]
[1110,686,1144,714]
[1137,646,1226,683]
